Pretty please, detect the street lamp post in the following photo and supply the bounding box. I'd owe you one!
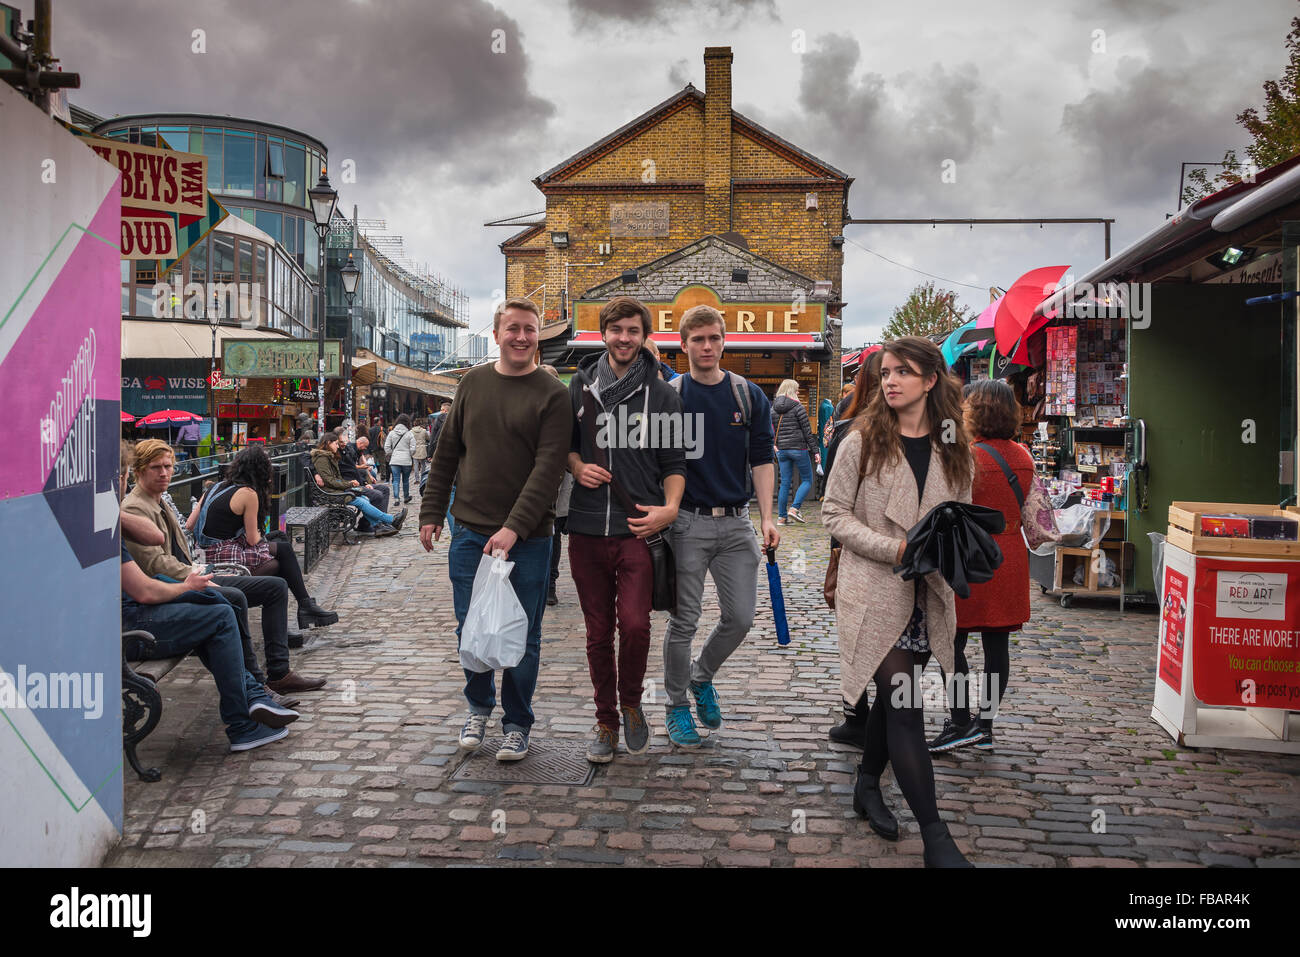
[308,169,339,438]
[340,252,361,443]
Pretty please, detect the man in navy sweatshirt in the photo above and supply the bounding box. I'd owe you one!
[662,304,778,748]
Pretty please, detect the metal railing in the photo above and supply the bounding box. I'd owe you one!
[165,442,314,528]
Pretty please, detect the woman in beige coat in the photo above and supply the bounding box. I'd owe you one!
[822,336,974,868]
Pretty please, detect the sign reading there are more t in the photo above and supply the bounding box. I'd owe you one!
[610,201,669,237]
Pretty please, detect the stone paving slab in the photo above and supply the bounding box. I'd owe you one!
[106,493,1300,868]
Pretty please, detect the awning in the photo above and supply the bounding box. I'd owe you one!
[351,360,377,386]
[842,345,881,368]
[569,331,825,351]
[122,319,292,360]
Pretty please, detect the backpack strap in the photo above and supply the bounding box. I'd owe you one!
[974,441,1024,508]
[196,481,238,545]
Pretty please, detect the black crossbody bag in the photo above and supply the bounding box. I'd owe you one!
[580,388,678,613]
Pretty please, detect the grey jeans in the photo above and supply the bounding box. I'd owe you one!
[663,511,761,708]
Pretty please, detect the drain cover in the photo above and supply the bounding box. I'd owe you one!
[450,736,596,787]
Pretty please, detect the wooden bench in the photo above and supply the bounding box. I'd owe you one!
[121,630,188,783]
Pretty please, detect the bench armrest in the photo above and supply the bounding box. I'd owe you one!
[122,629,156,661]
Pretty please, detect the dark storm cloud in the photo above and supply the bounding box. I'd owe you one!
[752,33,998,214]
[567,0,776,30]
[57,0,555,188]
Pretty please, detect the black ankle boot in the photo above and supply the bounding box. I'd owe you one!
[829,698,867,748]
[852,770,899,841]
[921,821,973,868]
[297,598,339,629]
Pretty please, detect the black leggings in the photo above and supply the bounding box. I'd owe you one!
[947,629,1011,728]
[859,647,940,828]
[251,541,310,607]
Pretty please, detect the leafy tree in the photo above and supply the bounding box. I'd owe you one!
[1183,14,1300,205]
[881,281,971,340]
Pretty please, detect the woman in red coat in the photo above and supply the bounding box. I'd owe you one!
[929,379,1032,753]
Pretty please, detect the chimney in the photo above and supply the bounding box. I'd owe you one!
[703,46,733,235]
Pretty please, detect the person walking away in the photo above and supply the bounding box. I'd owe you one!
[385,413,416,504]
[369,417,390,481]
[929,379,1031,754]
[822,335,974,867]
[662,304,778,748]
[566,297,686,763]
[419,298,571,762]
[771,379,819,525]
[177,419,200,461]
[410,419,431,490]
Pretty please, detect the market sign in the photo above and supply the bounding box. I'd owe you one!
[222,339,343,379]
[574,284,825,336]
[610,201,669,238]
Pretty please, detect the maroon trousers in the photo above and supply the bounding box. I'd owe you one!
[568,532,653,730]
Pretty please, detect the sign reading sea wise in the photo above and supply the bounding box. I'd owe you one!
[610,201,670,237]
[222,339,343,379]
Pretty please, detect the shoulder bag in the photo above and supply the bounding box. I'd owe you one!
[824,434,868,609]
[974,441,1060,548]
[579,387,677,613]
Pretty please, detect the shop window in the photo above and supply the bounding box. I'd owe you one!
[256,209,282,246]
[238,239,253,283]
[128,127,140,144]
[267,140,285,178]
[157,126,186,151]
[189,236,208,284]
[255,135,266,200]
[188,129,203,155]
[303,225,318,280]
[203,128,223,192]
[140,127,157,148]
[241,208,256,225]
[255,244,268,284]
[212,233,235,283]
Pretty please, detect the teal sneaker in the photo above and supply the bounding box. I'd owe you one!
[689,680,722,729]
[665,705,701,749]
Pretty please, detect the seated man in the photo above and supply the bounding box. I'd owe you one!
[340,433,390,515]
[121,439,326,699]
[310,432,406,536]
[121,543,298,752]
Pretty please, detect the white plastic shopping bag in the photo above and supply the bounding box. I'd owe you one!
[459,552,528,673]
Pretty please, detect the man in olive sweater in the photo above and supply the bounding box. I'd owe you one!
[419,298,572,762]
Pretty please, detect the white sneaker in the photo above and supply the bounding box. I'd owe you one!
[459,713,488,750]
[788,508,807,524]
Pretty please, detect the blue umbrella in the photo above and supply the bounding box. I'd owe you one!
[765,546,790,646]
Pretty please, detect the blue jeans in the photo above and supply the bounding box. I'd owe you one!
[122,596,264,741]
[446,485,456,536]
[777,448,814,517]
[349,493,395,528]
[448,525,552,734]
[391,464,411,500]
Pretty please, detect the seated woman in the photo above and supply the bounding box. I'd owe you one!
[195,445,341,631]
[310,433,407,536]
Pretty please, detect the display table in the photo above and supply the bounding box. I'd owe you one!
[1152,541,1300,752]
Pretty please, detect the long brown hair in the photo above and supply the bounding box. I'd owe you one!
[843,349,883,420]
[855,336,973,491]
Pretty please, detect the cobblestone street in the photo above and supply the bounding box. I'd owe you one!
[106,494,1300,869]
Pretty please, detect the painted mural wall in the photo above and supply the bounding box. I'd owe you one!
[0,83,124,866]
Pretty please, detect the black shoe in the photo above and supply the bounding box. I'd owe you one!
[374,523,398,537]
[297,598,339,629]
[404,496,412,504]
[390,507,408,531]
[829,720,867,749]
[928,717,984,753]
[287,628,304,649]
[973,725,994,750]
[546,586,558,606]
[922,821,973,868]
[852,770,899,841]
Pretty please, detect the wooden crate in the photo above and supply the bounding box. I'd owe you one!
[1167,502,1300,559]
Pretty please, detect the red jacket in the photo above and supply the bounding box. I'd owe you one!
[957,437,1033,630]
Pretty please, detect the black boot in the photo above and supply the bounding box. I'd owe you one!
[829,698,867,749]
[546,584,558,606]
[921,821,973,868]
[852,770,899,841]
[297,597,339,629]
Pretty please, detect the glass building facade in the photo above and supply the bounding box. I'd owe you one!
[92,114,327,281]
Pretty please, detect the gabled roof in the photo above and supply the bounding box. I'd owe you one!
[534,85,849,186]
[579,234,824,301]
[500,223,545,253]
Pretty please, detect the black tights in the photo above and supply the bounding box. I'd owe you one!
[859,647,940,828]
[251,541,310,607]
[947,629,1010,728]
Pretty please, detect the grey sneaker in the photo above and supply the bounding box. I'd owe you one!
[586,724,617,764]
[621,705,650,755]
[459,712,488,750]
[496,730,530,761]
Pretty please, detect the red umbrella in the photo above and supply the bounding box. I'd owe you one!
[121,411,136,423]
[994,266,1070,357]
[137,409,204,427]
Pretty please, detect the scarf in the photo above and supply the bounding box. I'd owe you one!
[594,348,653,411]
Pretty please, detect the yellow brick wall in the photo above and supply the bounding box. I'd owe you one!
[563,105,705,183]
[731,132,811,179]
[733,191,845,284]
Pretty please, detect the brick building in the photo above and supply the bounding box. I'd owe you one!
[498,46,852,410]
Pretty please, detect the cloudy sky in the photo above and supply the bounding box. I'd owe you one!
[58,0,1295,351]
